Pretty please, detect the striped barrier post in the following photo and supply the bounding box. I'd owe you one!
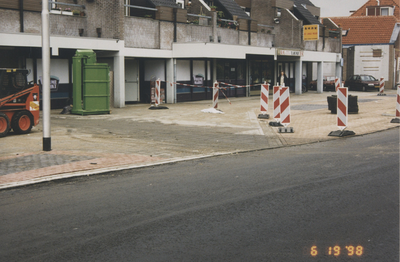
[391,84,400,123]
[328,86,355,136]
[278,87,293,132]
[272,85,281,123]
[378,77,386,96]
[213,82,219,109]
[335,77,340,92]
[155,78,161,107]
[258,82,270,119]
[148,79,168,110]
[280,87,290,126]
[337,87,348,130]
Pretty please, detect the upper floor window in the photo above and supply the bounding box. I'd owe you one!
[381,7,389,16]
[373,49,382,57]
[367,6,393,16]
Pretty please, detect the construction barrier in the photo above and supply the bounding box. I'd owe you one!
[280,87,291,127]
[397,85,400,117]
[213,82,219,109]
[335,77,340,92]
[378,77,386,96]
[155,78,161,106]
[391,84,400,123]
[258,82,269,119]
[337,87,348,130]
[328,86,355,136]
[273,85,281,122]
[149,78,168,110]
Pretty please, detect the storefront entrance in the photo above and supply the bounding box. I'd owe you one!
[248,56,274,96]
[216,59,246,98]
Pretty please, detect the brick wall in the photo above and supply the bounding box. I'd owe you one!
[81,0,124,39]
[251,0,275,25]
[0,9,20,33]
[124,16,160,48]
[273,9,303,49]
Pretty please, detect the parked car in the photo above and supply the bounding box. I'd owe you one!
[344,75,380,91]
[309,77,341,91]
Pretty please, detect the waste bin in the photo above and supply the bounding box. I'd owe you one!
[71,50,110,115]
[327,95,358,114]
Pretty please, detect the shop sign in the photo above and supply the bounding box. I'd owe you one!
[303,25,319,41]
[278,50,304,56]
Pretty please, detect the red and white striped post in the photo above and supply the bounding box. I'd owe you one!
[378,77,385,95]
[391,84,400,123]
[258,82,269,119]
[337,87,348,130]
[213,82,219,109]
[329,86,355,136]
[155,78,161,107]
[335,77,340,92]
[273,85,281,122]
[280,87,291,127]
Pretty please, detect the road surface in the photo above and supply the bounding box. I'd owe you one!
[0,128,398,261]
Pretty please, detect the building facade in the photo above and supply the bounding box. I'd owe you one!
[0,0,342,108]
[331,0,400,88]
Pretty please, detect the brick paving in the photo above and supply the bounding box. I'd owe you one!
[0,89,398,189]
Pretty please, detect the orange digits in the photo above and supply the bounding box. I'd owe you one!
[346,246,354,256]
[333,246,340,256]
[311,246,318,256]
[356,246,363,256]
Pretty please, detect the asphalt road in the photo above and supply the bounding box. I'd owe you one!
[0,128,398,261]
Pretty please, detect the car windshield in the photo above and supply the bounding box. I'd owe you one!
[361,75,376,81]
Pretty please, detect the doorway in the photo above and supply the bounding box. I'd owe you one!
[125,59,139,103]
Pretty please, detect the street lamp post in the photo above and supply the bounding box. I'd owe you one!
[41,0,51,151]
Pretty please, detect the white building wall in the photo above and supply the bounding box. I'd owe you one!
[176,60,191,81]
[354,45,390,80]
[312,62,337,80]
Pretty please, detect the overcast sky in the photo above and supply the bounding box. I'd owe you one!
[310,0,369,17]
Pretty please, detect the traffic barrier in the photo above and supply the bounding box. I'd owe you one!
[278,87,293,133]
[258,82,270,119]
[148,78,168,110]
[269,85,283,126]
[391,84,400,123]
[337,87,347,130]
[328,87,355,136]
[335,77,340,92]
[378,77,386,96]
[280,87,290,126]
[213,82,219,109]
[273,85,281,121]
[155,78,161,106]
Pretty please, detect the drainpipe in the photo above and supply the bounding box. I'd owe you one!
[173,8,177,42]
[19,0,24,32]
[248,20,251,45]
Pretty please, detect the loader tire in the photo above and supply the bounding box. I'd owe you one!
[12,110,33,134]
[0,112,10,137]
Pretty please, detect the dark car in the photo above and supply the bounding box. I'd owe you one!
[309,78,342,91]
[344,75,380,91]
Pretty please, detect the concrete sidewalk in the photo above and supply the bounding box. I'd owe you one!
[1,89,398,190]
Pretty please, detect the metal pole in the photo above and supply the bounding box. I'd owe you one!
[42,0,51,151]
